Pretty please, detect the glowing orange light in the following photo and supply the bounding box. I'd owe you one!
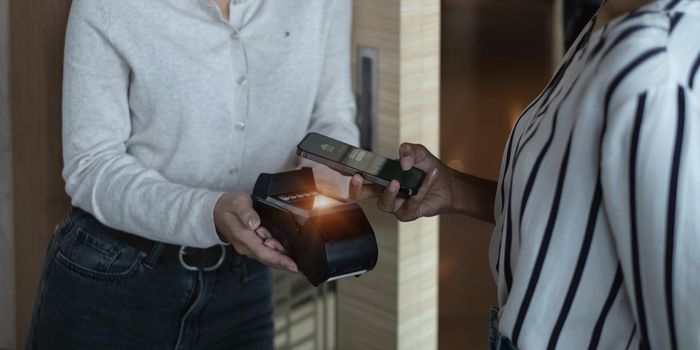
[313,194,340,210]
[510,102,525,129]
[447,159,465,172]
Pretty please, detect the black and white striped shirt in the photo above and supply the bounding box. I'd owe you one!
[492,1,700,348]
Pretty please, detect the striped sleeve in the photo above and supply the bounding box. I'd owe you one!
[600,84,700,349]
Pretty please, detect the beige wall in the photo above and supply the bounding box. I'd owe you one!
[338,1,440,349]
[0,0,16,347]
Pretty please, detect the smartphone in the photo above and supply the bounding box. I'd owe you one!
[297,132,425,196]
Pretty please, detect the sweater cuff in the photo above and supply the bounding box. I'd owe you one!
[195,190,228,247]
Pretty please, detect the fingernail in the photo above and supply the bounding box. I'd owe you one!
[264,240,275,249]
[248,218,259,229]
[390,180,400,192]
[352,176,361,186]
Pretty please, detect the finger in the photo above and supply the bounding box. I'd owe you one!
[225,216,269,259]
[237,228,298,272]
[255,227,272,240]
[228,197,261,230]
[397,168,438,220]
[349,174,365,200]
[402,144,439,173]
[399,143,417,170]
[349,174,382,201]
[412,168,439,203]
[253,242,299,273]
[263,237,287,254]
[377,180,401,212]
[257,228,288,254]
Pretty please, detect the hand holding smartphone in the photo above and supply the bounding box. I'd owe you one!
[296,132,425,196]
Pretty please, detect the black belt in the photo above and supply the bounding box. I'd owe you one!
[72,207,234,271]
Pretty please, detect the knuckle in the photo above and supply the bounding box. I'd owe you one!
[233,194,251,207]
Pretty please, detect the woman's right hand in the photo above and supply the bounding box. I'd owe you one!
[213,192,299,273]
[349,143,455,222]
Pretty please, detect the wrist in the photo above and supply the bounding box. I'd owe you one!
[212,192,234,245]
[449,168,470,215]
[215,227,227,243]
[449,169,497,223]
[201,190,229,246]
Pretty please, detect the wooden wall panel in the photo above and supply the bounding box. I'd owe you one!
[10,0,72,347]
[338,1,401,348]
[1,0,15,346]
[397,1,439,349]
[338,1,439,349]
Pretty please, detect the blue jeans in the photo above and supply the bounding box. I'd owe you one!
[26,209,274,350]
[489,307,518,350]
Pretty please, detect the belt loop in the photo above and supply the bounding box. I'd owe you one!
[490,307,500,328]
[144,242,165,269]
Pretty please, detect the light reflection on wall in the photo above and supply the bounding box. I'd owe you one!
[447,159,465,173]
[510,102,527,129]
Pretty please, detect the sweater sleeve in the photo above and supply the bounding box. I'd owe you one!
[62,0,226,248]
[601,84,700,349]
[302,0,359,198]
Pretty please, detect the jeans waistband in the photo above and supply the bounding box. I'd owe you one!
[489,307,518,350]
[66,207,236,271]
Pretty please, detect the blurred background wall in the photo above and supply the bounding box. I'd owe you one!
[438,0,559,348]
[0,0,16,347]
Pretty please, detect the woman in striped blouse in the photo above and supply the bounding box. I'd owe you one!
[351,0,700,348]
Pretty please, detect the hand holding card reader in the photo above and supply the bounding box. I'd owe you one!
[252,167,378,286]
[297,132,425,196]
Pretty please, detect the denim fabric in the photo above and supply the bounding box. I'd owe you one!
[26,209,273,350]
[489,307,518,350]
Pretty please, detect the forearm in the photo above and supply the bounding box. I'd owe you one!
[449,169,497,224]
[64,150,226,247]
[308,0,357,146]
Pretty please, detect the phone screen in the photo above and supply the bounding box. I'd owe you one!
[297,133,425,192]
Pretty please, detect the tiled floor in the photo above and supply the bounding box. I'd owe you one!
[438,1,557,348]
